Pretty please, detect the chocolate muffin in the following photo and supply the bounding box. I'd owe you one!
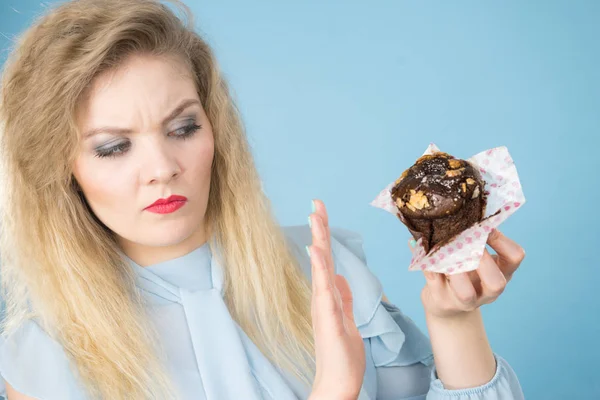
[390,152,487,254]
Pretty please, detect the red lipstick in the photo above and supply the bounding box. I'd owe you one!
[145,195,187,214]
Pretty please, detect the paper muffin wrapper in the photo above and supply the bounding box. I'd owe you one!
[370,143,526,275]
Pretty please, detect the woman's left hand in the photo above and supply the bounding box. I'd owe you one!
[308,199,366,400]
[418,229,526,319]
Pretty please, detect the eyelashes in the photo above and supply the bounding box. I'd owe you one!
[94,123,202,159]
[95,141,130,159]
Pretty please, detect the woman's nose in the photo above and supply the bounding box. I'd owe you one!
[140,140,181,185]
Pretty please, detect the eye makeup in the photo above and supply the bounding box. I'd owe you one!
[93,120,202,159]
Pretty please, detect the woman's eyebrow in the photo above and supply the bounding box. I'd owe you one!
[83,98,201,139]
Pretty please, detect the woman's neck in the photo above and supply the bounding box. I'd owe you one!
[118,223,209,267]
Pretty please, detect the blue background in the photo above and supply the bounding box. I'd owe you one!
[1,1,598,398]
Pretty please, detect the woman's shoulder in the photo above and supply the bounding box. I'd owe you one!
[0,318,85,398]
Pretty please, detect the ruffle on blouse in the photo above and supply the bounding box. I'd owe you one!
[284,225,433,369]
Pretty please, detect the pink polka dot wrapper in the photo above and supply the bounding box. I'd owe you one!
[369,143,526,275]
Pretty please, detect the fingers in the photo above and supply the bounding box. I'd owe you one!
[312,199,330,233]
[309,213,332,262]
[311,199,332,251]
[309,245,345,336]
[334,274,355,324]
[476,250,507,303]
[424,271,446,291]
[423,271,449,309]
[446,272,478,311]
[486,229,525,280]
[309,200,335,283]
[421,230,521,317]
[425,250,507,313]
[407,238,417,253]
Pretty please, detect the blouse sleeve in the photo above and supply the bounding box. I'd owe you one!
[380,300,525,400]
[284,224,525,400]
[426,354,524,399]
[0,318,86,399]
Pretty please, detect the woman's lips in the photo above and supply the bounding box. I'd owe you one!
[145,200,186,214]
[144,195,188,214]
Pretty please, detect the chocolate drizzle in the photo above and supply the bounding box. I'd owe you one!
[390,152,487,253]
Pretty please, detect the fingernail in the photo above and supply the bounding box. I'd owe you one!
[308,215,312,228]
[311,199,316,213]
[305,245,311,258]
[409,239,417,248]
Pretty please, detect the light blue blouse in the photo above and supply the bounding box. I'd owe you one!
[0,225,524,399]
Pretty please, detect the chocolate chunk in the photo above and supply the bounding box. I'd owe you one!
[390,152,487,253]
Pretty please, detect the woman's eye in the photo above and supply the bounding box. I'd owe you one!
[94,142,131,159]
[94,123,202,159]
[170,123,202,139]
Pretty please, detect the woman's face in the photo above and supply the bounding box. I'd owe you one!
[73,54,215,265]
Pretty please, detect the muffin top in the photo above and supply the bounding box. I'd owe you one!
[390,152,484,219]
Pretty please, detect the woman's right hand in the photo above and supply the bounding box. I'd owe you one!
[307,200,366,400]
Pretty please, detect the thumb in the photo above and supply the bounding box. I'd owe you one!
[334,275,355,324]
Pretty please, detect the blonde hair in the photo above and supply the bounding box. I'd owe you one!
[0,0,315,398]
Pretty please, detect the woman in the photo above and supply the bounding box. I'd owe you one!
[0,0,526,399]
